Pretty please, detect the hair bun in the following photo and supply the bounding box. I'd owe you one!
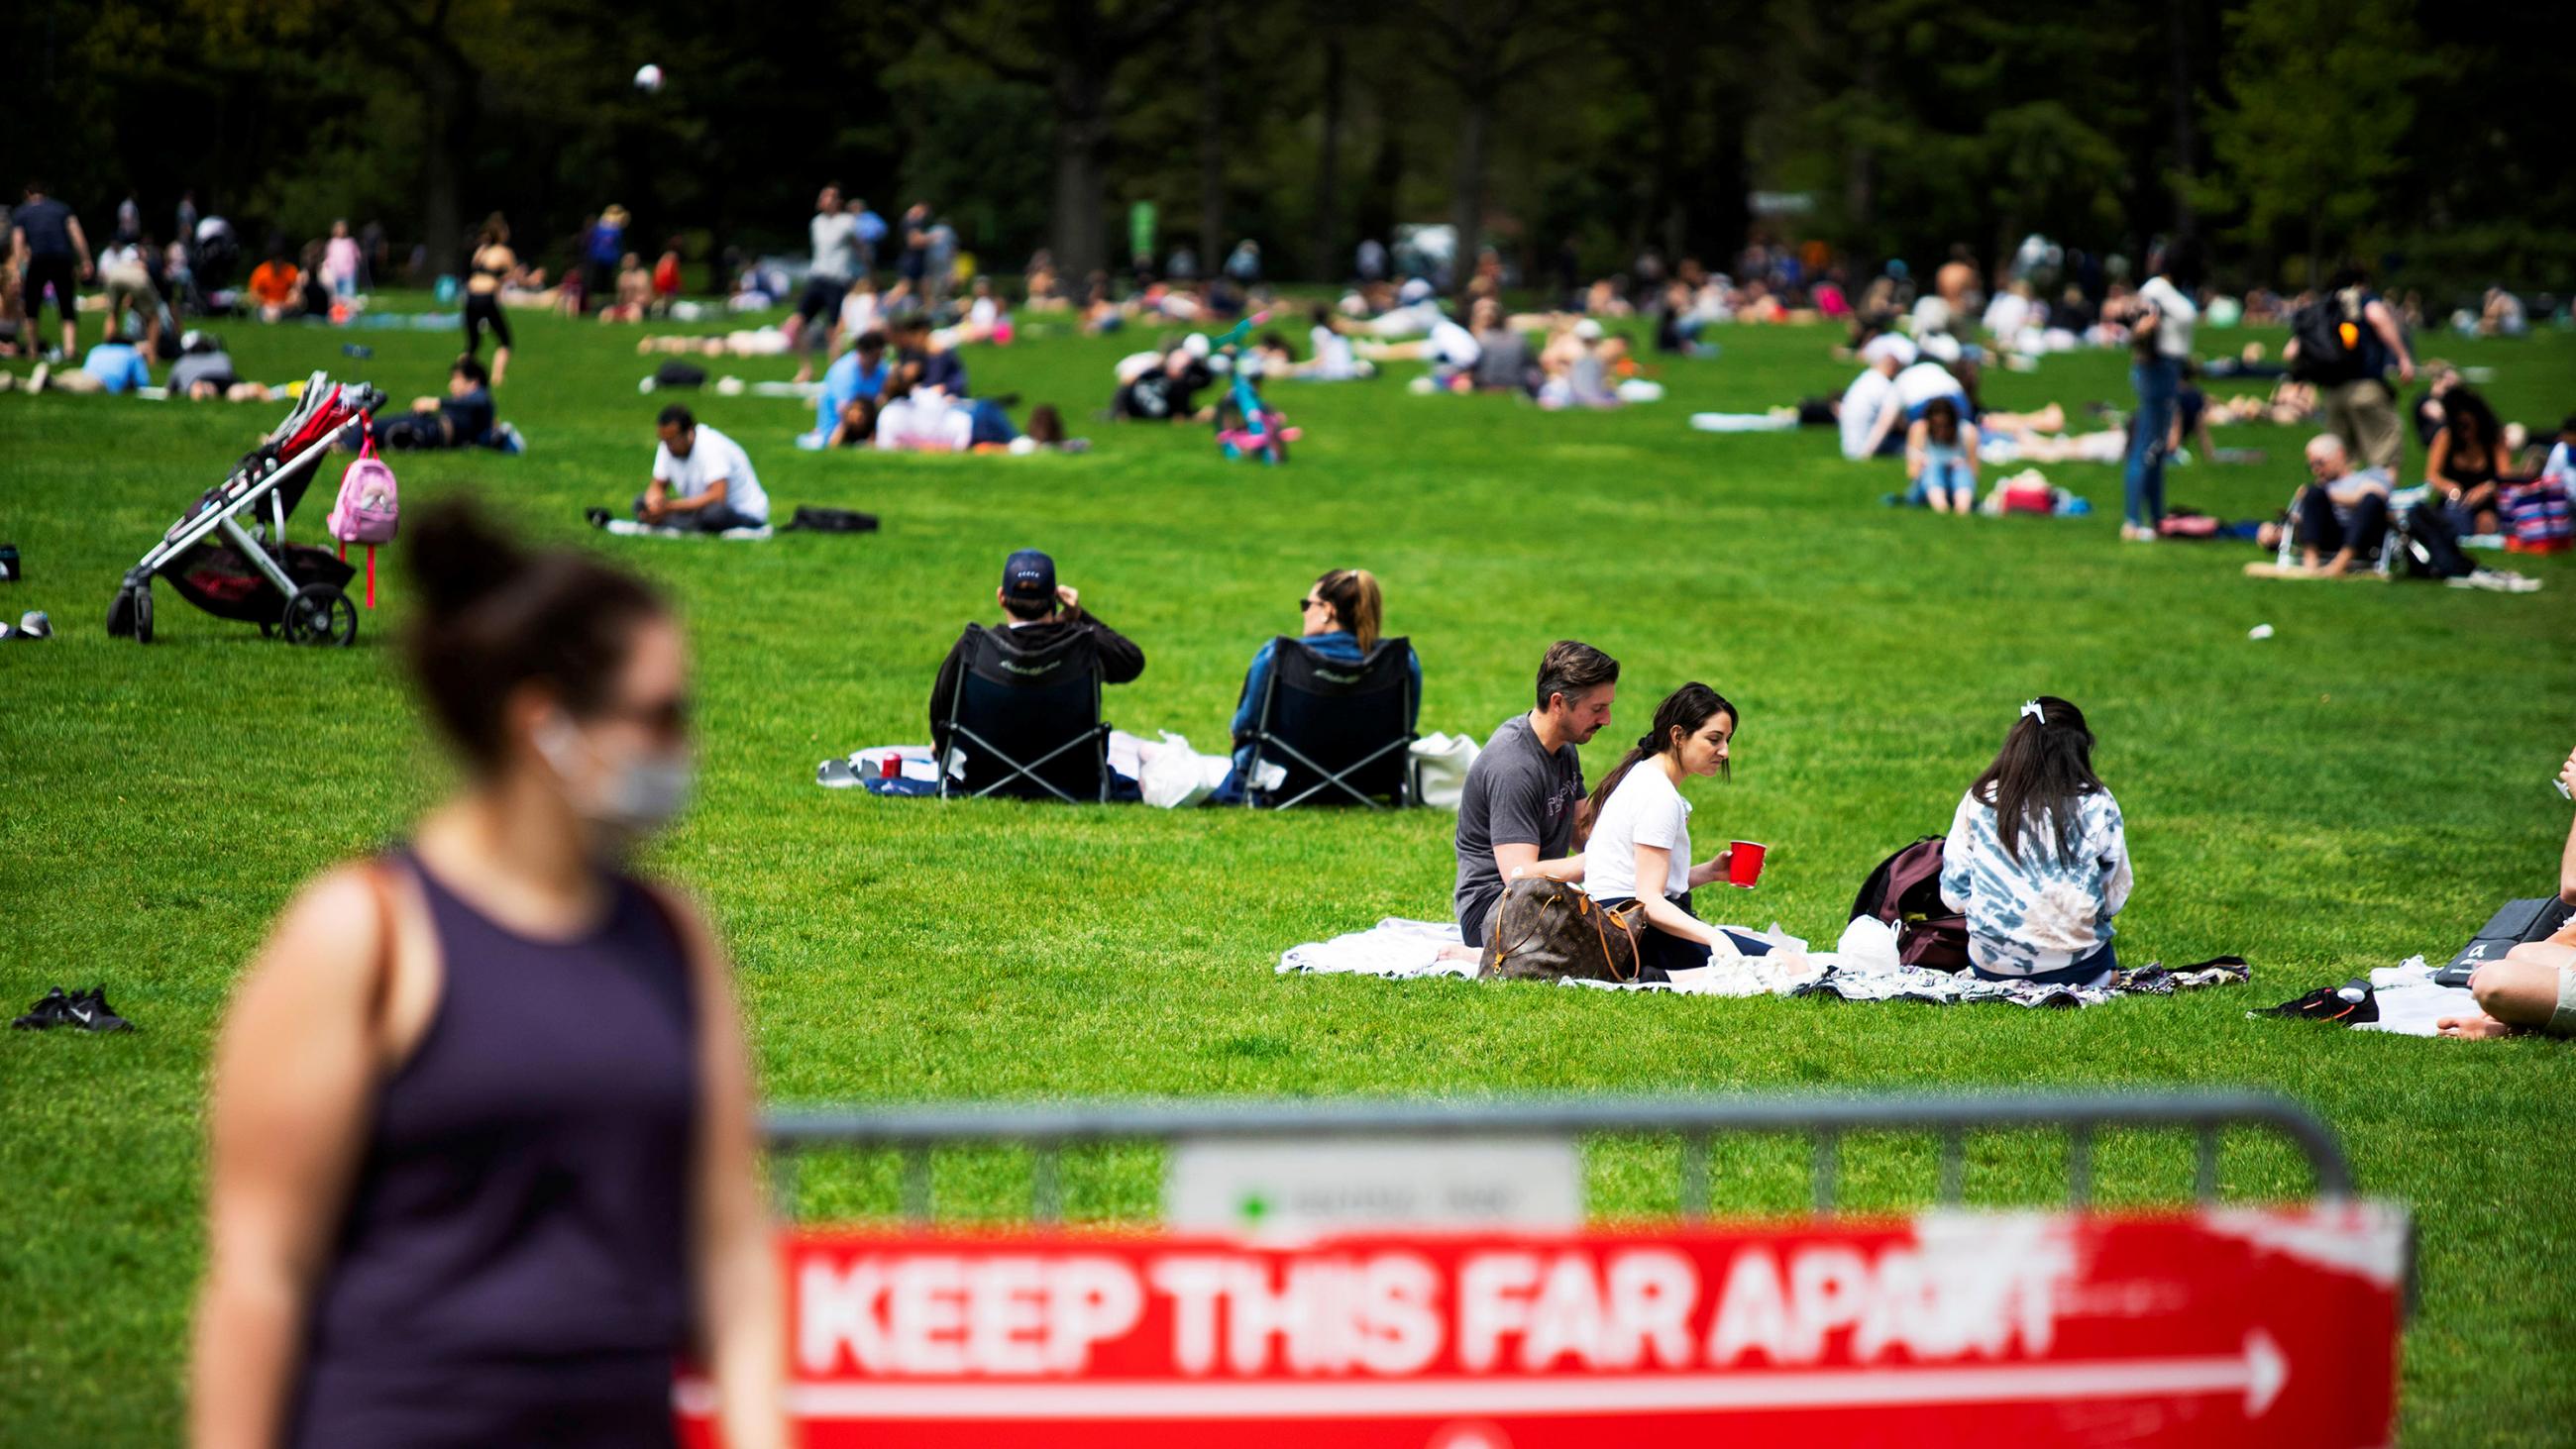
[1638,734,1658,752]
[407,497,531,622]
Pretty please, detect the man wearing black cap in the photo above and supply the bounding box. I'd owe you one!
[928,550,1145,756]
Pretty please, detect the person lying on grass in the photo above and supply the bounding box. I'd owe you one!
[1515,683,1748,981]
[1940,696,2132,991]
[2440,746,2576,1040]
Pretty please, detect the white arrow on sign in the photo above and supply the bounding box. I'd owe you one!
[737,1331,2289,1421]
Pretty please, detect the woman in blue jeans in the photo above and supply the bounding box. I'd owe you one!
[2122,242,2200,541]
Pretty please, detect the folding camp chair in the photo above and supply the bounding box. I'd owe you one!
[1239,637,1420,809]
[936,624,1112,802]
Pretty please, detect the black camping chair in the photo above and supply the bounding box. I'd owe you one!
[1239,637,1420,809]
[937,624,1112,802]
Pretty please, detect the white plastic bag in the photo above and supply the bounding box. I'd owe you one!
[1408,732,1481,811]
[1833,914,1902,971]
[1138,731,1221,809]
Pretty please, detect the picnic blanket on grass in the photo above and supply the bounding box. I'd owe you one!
[1278,917,2250,1010]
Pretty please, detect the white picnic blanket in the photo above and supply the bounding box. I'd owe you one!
[1276,917,2250,1011]
[598,518,774,541]
[2354,956,2477,1038]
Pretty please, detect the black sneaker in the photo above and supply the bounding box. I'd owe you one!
[13,986,72,1030]
[65,986,134,1033]
[2262,980,2377,1024]
[586,506,612,530]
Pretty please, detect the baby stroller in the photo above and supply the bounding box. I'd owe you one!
[109,372,384,646]
[1207,312,1299,465]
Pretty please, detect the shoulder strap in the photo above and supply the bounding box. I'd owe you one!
[360,859,400,1039]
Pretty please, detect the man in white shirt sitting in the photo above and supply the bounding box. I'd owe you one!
[638,405,770,532]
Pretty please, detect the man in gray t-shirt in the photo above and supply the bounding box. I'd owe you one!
[1452,641,1620,945]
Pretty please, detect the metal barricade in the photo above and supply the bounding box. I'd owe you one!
[763,1089,2354,1224]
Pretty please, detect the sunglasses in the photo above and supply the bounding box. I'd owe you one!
[591,694,693,737]
[1299,596,1323,610]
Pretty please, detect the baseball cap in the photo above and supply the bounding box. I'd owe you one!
[1002,549,1056,604]
[1398,278,1434,304]
[1920,332,1963,363]
[1572,318,1604,341]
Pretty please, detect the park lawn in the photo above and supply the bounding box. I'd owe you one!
[1,300,2572,1444]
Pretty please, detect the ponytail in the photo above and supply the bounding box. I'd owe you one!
[1313,568,1383,652]
[1581,682,1736,836]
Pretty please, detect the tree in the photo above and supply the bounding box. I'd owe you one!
[917,0,1197,279]
[2200,0,2427,282]
[1413,0,1583,293]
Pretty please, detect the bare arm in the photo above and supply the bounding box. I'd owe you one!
[68,218,92,276]
[1510,848,1586,884]
[1904,419,1928,479]
[2365,300,2413,383]
[2560,747,2576,905]
[666,477,728,514]
[2425,432,2457,493]
[191,869,388,1449]
[656,888,791,1449]
[1862,396,1904,459]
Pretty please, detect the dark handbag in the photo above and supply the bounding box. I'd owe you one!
[1479,878,1649,983]
[784,506,881,534]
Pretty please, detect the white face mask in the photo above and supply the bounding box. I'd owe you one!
[534,715,695,842]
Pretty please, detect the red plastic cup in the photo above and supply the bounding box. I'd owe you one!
[880,755,900,779]
[1727,841,1768,887]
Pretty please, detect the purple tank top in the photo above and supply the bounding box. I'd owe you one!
[289,852,698,1447]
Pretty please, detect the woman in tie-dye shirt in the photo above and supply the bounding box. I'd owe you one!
[1940,697,2133,988]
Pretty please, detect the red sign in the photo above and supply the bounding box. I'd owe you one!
[678,1204,2405,1448]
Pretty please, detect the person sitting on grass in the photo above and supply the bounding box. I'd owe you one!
[371,356,519,452]
[1838,333,1913,460]
[927,550,1146,759]
[637,404,769,531]
[1940,696,2132,990]
[23,323,151,394]
[1514,683,1747,981]
[2255,435,2392,576]
[2424,386,2513,537]
[1903,395,1980,513]
[247,251,302,321]
[1214,569,1423,803]
[1449,641,1621,950]
[2440,745,2576,1040]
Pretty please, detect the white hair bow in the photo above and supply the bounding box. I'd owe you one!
[2020,699,2046,723]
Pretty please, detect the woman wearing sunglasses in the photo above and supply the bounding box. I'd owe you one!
[1216,569,1422,803]
[192,500,787,1449]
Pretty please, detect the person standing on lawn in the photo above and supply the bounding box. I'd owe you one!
[191,499,787,1449]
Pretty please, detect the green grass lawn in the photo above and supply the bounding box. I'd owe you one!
[2,298,2572,1443]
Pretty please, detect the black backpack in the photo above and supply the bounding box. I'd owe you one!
[2289,290,2367,384]
[2389,498,2473,579]
[1849,836,1971,972]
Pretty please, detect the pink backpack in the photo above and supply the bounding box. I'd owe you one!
[327,424,400,608]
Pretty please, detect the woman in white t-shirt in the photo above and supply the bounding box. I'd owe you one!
[1520,683,1744,980]
[2122,240,2201,542]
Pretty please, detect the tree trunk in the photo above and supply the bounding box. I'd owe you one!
[1311,37,1345,282]
[1844,44,1879,252]
[418,50,471,277]
[1198,0,1227,263]
[2306,206,2323,289]
[2166,0,2197,238]
[1449,89,1491,294]
[1050,60,1111,278]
